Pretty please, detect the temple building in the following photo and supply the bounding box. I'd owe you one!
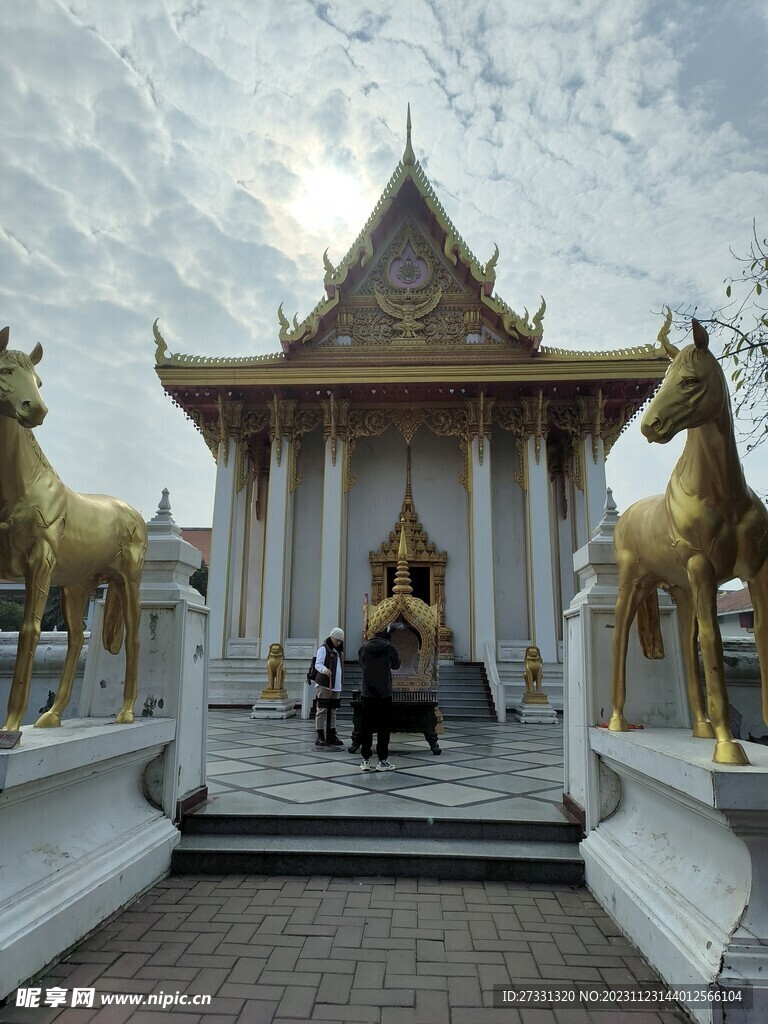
[155,112,667,708]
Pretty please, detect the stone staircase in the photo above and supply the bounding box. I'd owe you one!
[173,809,584,884]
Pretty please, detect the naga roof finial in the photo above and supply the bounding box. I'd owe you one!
[657,306,679,359]
[402,103,415,167]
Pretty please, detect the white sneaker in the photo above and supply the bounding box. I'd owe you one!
[376,760,395,771]
[360,759,373,772]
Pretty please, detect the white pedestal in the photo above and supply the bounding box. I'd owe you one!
[0,719,179,1000]
[250,697,296,720]
[513,699,559,724]
[79,497,209,821]
[564,494,689,832]
[582,727,768,1023]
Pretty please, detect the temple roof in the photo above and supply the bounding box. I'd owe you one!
[155,109,670,436]
[273,105,540,354]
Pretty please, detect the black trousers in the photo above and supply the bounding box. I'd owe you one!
[360,695,392,761]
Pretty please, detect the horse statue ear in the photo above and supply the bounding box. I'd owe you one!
[0,326,9,353]
[691,319,709,351]
[29,342,43,365]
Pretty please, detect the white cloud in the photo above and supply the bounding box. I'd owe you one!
[0,0,766,529]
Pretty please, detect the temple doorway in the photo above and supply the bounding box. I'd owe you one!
[385,564,431,605]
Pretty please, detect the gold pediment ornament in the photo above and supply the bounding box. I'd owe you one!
[391,408,425,446]
[354,218,461,299]
[550,403,583,491]
[373,281,442,338]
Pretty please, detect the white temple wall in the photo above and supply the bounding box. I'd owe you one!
[288,428,323,638]
[491,432,529,643]
[345,429,406,647]
[411,430,471,662]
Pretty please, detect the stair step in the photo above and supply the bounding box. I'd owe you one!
[172,833,583,883]
[183,813,580,844]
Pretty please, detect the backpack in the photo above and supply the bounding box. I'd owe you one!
[306,655,318,685]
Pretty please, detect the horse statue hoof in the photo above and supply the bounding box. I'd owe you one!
[114,710,135,725]
[713,740,750,766]
[692,720,716,739]
[607,714,629,732]
[34,710,62,728]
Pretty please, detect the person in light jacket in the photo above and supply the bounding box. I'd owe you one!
[314,627,344,747]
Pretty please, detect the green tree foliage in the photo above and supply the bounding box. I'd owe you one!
[720,225,768,452]
[190,559,208,599]
[671,224,768,453]
[0,598,24,631]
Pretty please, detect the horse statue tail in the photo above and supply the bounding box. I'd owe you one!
[635,590,665,659]
[102,582,125,655]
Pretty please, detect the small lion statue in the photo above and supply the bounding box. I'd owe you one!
[523,645,543,695]
[266,643,286,693]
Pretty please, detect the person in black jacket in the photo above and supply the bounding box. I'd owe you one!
[357,627,401,771]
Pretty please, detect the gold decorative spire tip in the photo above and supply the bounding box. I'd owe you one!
[403,104,415,167]
[397,516,409,560]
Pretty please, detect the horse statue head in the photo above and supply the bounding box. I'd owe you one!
[0,326,48,428]
[641,313,727,444]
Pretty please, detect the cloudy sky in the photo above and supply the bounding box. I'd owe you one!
[2,0,767,532]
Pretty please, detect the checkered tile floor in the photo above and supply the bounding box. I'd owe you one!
[204,711,566,823]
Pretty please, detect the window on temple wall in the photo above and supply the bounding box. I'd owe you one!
[739,611,755,631]
[386,564,431,605]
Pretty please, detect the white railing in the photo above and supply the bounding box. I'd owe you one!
[483,640,506,723]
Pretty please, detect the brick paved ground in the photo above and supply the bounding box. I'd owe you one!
[3,875,689,1024]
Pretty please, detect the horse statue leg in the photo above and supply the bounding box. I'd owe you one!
[668,586,715,739]
[688,555,748,765]
[36,584,90,728]
[748,561,768,729]
[2,543,54,731]
[115,575,141,725]
[609,559,656,732]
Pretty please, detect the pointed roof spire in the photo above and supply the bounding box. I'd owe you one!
[402,104,415,167]
[403,446,414,513]
[393,516,413,595]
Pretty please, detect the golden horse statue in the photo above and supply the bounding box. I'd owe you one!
[0,327,148,733]
[610,312,768,765]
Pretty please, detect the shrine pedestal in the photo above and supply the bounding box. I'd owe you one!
[0,719,178,1000]
[513,694,559,724]
[582,727,768,1024]
[250,696,296,720]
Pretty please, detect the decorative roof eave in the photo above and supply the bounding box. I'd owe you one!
[154,316,670,383]
[153,319,285,369]
[156,349,670,391]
